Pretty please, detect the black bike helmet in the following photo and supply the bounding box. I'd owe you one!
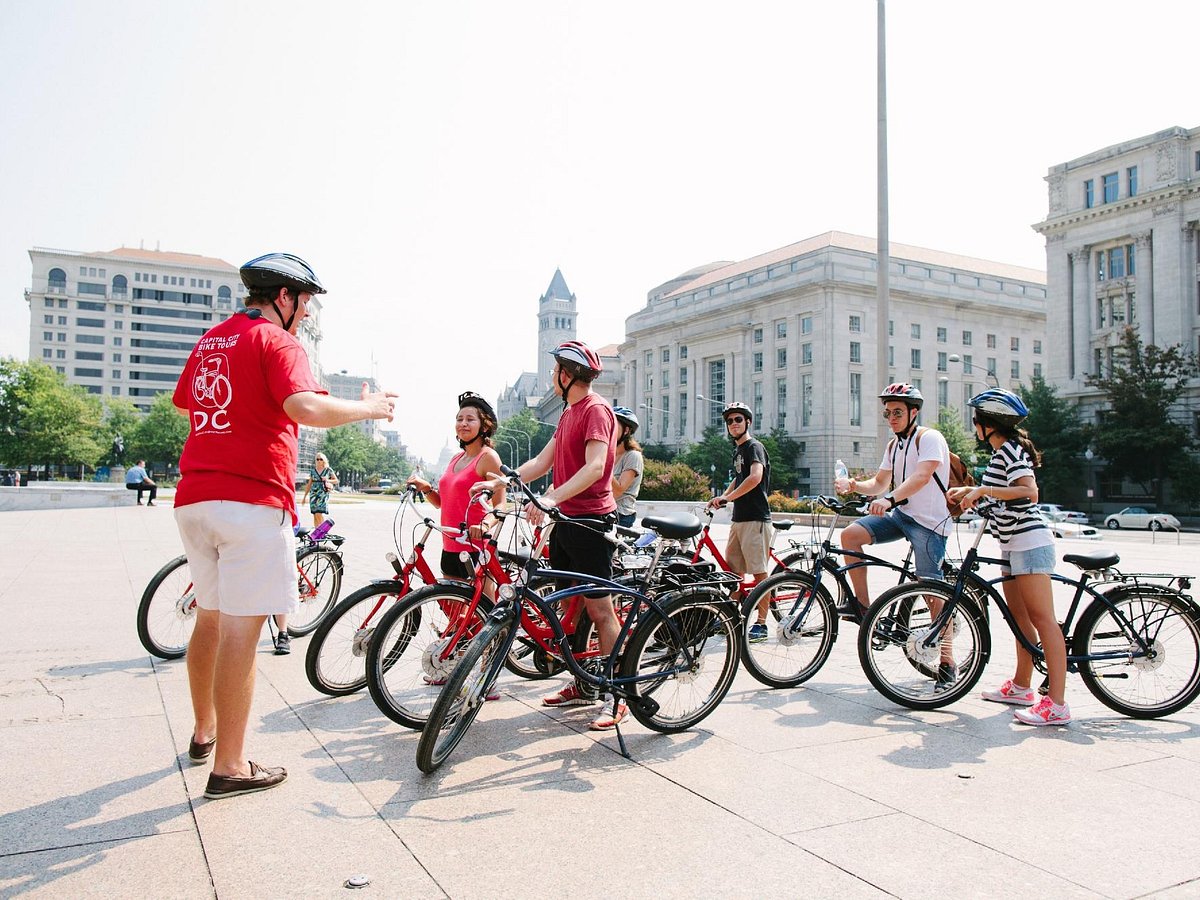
[878,383,924,409]
[457,391,497,425]
[722,401,753,423]
[239,252,327,295]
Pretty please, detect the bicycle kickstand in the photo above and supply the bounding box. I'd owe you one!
[611,698,632,760]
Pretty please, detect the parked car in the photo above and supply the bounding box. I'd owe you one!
[1103,507,1181,531]
[1035,511,1102,540]
[1034,503,1090,524]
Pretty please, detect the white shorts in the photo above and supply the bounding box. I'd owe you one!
[174,500,298,617]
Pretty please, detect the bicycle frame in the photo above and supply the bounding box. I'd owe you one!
[922,517,1160,667]
[690,508,791,580]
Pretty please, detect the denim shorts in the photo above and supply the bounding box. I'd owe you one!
[1001,543,1057,576]
[859,509,947,580]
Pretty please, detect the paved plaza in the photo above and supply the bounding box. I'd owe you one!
[2,498,1200,898]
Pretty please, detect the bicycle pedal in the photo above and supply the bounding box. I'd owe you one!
[629,694,659,717]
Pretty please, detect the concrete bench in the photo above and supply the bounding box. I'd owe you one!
[0,482,141,512]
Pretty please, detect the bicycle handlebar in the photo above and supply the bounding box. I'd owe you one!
[496,464,615,533]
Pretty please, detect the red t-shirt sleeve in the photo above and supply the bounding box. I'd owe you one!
[260,327,324,404]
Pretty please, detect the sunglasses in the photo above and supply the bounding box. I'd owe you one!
[726,416,747,424]
[881,409,908,420]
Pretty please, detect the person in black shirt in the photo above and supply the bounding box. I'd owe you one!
[706,402,773,641]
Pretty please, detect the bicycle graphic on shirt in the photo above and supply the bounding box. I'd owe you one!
[193,354,232,409]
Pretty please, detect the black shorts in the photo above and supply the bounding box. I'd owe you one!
[440,549,478,582]
[549,518,614,586]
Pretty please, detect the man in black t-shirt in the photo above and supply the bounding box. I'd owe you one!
[706,402,773,641]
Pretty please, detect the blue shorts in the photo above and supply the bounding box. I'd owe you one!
[1001,543,1056,576]
[858,510,947,580]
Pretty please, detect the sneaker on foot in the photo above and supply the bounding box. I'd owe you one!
[1014,696,1071,726]
[981,679,1035,706]
[204,761,287,800]
[589,702,629,731]
[934,661,957,691]
[542,683,598,707]
[748,623,769,643]
[273,632,291,655]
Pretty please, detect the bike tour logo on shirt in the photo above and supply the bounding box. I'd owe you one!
[191,345,234,434]
[733,452,744,475]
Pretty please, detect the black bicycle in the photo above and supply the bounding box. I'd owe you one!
[415,467,741,774]
[738,495,984,688]
[858,507,1200,717]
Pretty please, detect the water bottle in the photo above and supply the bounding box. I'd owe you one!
[834,459,850,494]
[310,518,334,541]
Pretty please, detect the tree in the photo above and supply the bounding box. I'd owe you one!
[639,459,711,501]
[1017,375,1088,503]
[133,392,190,471]
[1085,327,1199,507]
[758,427,803,493]
[935,407,979,471]
[679,425,735,493]
[101,398,142,465]
[0,359,105,470]
[321,425,377,486]
[639,442,677,463]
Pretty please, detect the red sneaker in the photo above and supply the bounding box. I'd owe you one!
[542,684,597,707]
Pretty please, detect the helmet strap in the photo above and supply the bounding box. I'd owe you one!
[271,289,297,331]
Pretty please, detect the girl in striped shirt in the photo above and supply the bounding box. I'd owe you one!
[948,389,1069,726]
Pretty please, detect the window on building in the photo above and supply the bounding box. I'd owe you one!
[753,327,763,344]
[937,378,948,408]
[661,369,669,389]
[753,352,763,373]
[1097,252,1107,282]
[1084,179,1094,208]
[962,330,972,346]
[888,345,895,367]
[1102,172,1119,203]
[987,357,997,377]
[752,381,763,423]
[679,367,687,385]
[43,314,53,324]
[963,353,973,374]
[911,348,922,369]
[801,374,812,427]
[801,342,812,365]
[888,320,894,337]
[776,348,787,369]
[708,360,726,427]
[42,348,51,358]
[849,372,862,426]
[661,348,670,363]
[776,379,787,430]
[936,326,947,343]
[801,317,812,335]
[849,315,862,333]
[776,320,787,340]
[937,351,947,371]
[111,353,121,363]
[1033,363,1042,378]
[1108,246,1126,279]
[644,372,653,391]
[1127,243,1136,276]
[113,337,122,347]
[1127,166,1138,197]
[1033,340,1042,355]
[1011,360,1020,379]
[644,351,653,366]
[57,316,66,325]
[910,323,921,339]
[660,395,670,439]
[48,268,67,291]
[1010,336,1020,352]
[42,331,52,341]
[679,392,688,432]
[1196,150,1200,172]
[1097,298,1107,327]
[1110,296,1125,325]
[986,333,996,349]
[1129,291,1136,324]
[679,345,688,359]
[849,342,861,363]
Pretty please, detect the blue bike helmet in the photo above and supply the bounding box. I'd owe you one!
[968,388,1029,426]
[613,405,640,433]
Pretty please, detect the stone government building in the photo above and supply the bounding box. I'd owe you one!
[620,231,1047,495]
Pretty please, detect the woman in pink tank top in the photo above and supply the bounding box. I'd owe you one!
[406,392,505,580]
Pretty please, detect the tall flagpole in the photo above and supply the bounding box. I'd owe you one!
[876,0,891,456]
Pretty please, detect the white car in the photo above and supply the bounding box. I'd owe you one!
[1103,507,1181,532]
[1036,512,1102,540]
[1035,503,1090,524]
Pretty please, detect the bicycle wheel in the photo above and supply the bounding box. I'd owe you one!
[858,580,991,710]
[365,582,492,730]
[137,555,197,659]
[1075,588,1200,718]
[416,613,516,774]
[502,581,561,680]
[305,580,406,696]
[618,589,740,733]
[288,547,343,637]
[772,548,816,575]
[739,570,838,688]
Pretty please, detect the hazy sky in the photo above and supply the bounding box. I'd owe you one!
[1,1,1194,464]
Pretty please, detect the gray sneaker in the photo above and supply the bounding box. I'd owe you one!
[273,632,291,656]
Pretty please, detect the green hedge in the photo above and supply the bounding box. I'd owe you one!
[638,460,711,501]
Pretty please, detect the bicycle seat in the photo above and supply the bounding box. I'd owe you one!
[642,512,702,540]
[498,549,534,568]
[295,526,312,538]
[1063,550,1120,571]
[772,521,794,531]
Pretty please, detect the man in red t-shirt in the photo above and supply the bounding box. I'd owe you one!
[173,252,396,800]
[476,340,622,729]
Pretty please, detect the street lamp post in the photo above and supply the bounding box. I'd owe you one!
[639,402,670,441]
[947,353,999,388]
[1085,447,1095,519]
[494,435,517,468]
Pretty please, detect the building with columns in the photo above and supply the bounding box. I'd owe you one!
[621,232,1046,494]
[1033,125,1200,405]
